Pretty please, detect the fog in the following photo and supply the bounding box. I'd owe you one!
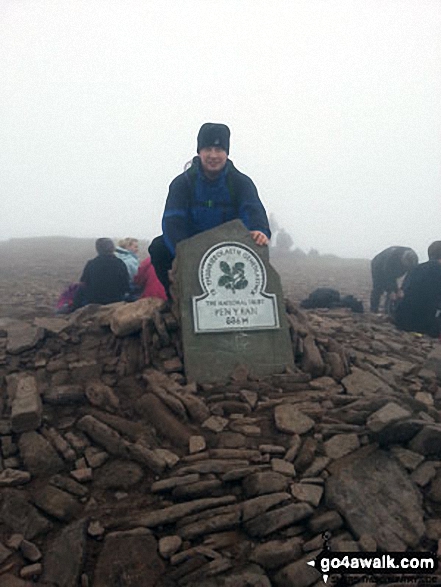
[1,0,440,261]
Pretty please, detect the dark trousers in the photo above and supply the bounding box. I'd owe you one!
[370,266,397,314]
[148,235,173,298]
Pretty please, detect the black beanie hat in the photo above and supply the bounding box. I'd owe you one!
[197,123,230,155]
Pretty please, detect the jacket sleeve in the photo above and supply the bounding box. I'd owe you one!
[162,175,193,256]
[234,173,271,239]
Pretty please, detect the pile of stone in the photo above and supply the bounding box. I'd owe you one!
[0,298,440,587]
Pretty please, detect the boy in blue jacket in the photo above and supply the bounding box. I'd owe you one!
[149,123,271,296]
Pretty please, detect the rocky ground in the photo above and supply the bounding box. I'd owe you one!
[0,239,440,587]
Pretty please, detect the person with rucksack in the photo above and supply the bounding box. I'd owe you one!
[149,123,271,296]
[394,241,441,337]
[370,246,419,314]
[77,238,130,306]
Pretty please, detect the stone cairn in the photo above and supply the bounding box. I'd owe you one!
[0,296,440,586]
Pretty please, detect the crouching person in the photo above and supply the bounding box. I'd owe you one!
[149,122,271,298]
[394,241,441,338]
[370,246,419,314]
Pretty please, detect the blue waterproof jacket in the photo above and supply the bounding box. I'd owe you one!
[115,247,140,281]
[162,157,271,256]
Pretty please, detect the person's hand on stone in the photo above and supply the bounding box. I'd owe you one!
[250,231,269,246]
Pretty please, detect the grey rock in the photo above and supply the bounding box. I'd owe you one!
[158,535,182,559]
[19,563,42,579]
[274,404,315,435]
[93,530,165,587]
[76,415,128,456]
[422,344,441,378]
[42,519,88,587]
[178,508,242,539]
[242,471,289,498]
[180,394,211,423]
[244,502,313,537]
[10,375,42,433]
[302,456,331,477]
[0,468,31,487]
[43,385,86,406]
[326,448,425,550]
[126,442,166,474]
[342,367,393,396]
[301,334,325,378]
[151,473,201,493]
[426,519,441,541]
[366,402,412,432]
[50,474,89,497]
[177,459,249,476]
[0,542,12,564]
[242,492,291,522]
[18,431,64,477]
[408,424,441,456]
[20,539,42,562]
[0,489,51,539]
[172,479,223,500]
[308,510,344,534]
[34,316,69,334]
[271,458,295,476]
[135,393,192,447]
[7,324,44,354]
[202,415,229,432]
[324,434,360,460]
[390,447,425,471]
[93,459,144,489]
[410,461,438,487]
[110,298,165,336]
[85,380,119,411]
[249,537,302,570]
[32,485,82,522]
[428,471,441,503]
[189,435,207,454]
[120,496,237,528]
[291,483,323,506]
[377,418,425,446]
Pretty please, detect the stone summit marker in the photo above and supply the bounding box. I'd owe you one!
[174,220,294,383]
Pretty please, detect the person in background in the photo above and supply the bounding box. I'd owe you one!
[77,238,130,305]
[134,256,167,301]
[148,122,271,296]
[394,241,441,338]
[115,238,140,282]
[370,246,419,313]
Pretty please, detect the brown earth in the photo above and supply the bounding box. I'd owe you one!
[0,238,371,319]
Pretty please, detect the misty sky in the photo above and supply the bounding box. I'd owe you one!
[1,0,440,260]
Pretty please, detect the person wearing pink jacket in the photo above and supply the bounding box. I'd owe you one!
[134,257,167,301]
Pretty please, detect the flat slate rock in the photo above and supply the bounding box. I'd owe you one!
[6,323,45,354]
[42,519,88,587]
[341,367,393,396]
[32,485,82,522]
[93,529,165,587]
[0,489,52,539]
[326,448,425,550]
[94,460,144,489]
[18,431,64,477]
